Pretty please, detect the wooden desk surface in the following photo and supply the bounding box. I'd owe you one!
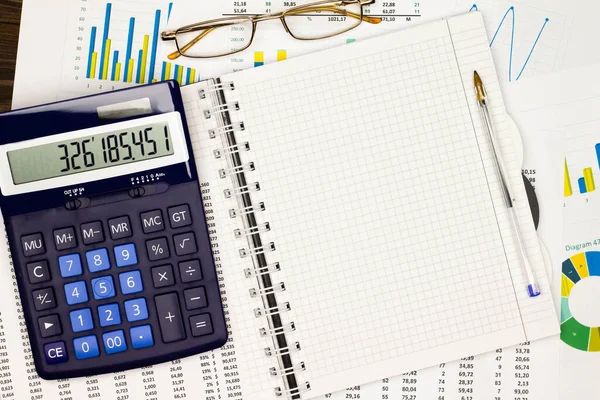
[0,0,23,112]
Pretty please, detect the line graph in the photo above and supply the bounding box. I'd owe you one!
[471,3,550,81]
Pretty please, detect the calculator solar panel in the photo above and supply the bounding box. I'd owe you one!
[0,82,227,379]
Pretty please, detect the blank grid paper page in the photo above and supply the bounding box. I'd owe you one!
[215,12,558,398]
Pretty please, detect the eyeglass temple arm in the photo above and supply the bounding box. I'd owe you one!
[166,27,216,60]
[285,5,382,24]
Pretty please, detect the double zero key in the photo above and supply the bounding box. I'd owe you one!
[155,293,185,343]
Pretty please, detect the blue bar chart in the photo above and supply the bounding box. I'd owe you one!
[84,2,199,85]
[565,142,600,197]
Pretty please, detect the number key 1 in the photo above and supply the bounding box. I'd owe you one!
[70,308,94,333]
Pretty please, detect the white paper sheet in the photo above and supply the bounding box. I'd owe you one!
[191,13,558,398]
[499,62,600,400]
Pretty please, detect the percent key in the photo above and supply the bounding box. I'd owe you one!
[146,238,170,261]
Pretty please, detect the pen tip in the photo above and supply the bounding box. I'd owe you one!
[473,71,486,102]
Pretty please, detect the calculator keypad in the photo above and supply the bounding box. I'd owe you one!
[9,182,227,379]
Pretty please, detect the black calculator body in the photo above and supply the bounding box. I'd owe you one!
[0,82,227,379]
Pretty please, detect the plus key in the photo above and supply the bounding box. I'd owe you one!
[155,293,186,343]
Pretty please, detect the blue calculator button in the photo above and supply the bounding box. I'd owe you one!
[69,308,94,333]
[124,298,149,322]
[64,281,88,305]
[130,325,154,349]
[98,303,121,327]
[44,341,68,365]
[58,254,82,278]
[102,330,127,355]
[91,276,116,300]
[86,248,110,273]
[114,243,138,267]
[73,335,100,360]
[119,270,143,294]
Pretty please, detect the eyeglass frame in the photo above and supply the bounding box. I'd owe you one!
[160,0,379,59]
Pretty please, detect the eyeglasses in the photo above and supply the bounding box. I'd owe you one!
[160,0,381,60]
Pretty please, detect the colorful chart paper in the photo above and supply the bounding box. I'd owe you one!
[561,251,600,351]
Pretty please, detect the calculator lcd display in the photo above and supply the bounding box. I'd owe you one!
[7,122,175,185]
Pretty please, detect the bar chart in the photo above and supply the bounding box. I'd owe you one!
[564,159,573,197]
[564,142,600,197]
[252,50,288,67]
[84,2,200,85]
[253,52,264,68]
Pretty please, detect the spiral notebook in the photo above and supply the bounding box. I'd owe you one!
[178,12,559,399]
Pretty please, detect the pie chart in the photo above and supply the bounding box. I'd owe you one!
[561,251,600,351]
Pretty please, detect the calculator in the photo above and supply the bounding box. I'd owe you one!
[0,82,227,379]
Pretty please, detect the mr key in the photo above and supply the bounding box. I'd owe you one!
[0,82,227,379]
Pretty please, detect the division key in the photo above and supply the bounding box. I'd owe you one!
[155,293,186,343]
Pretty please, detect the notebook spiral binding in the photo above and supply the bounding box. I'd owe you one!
[202,78,311,399]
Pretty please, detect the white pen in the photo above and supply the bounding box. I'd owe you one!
[473,71,541,297]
